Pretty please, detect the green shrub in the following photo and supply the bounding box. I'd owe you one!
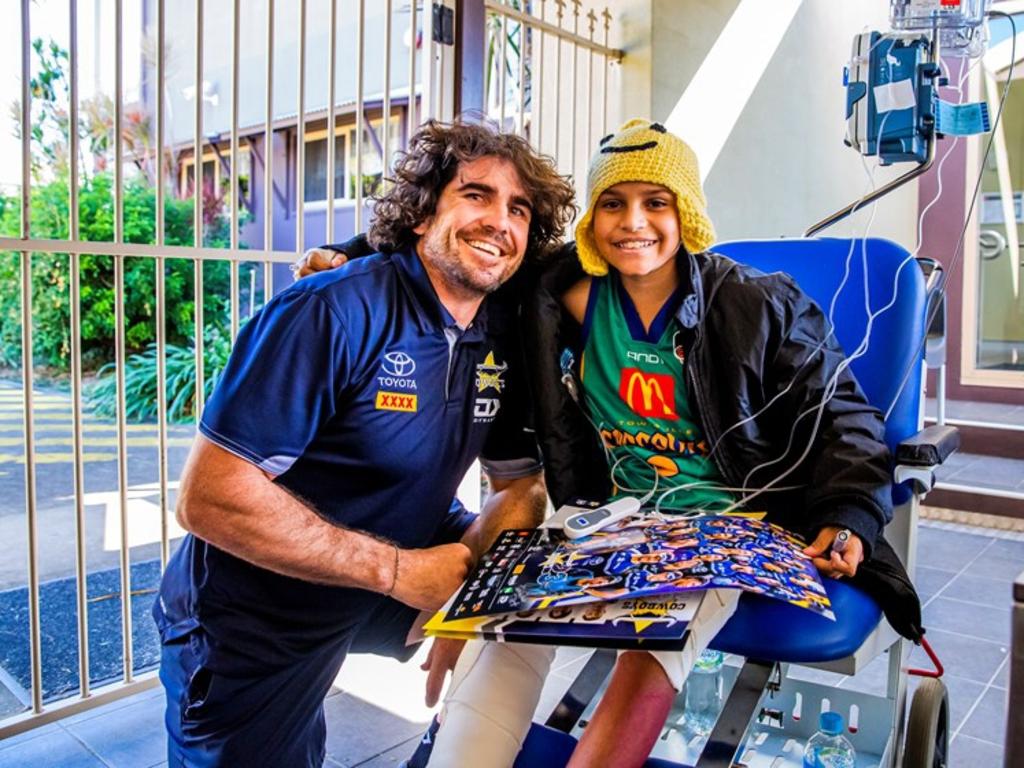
[85,328,231,424]
[0,172,244,372]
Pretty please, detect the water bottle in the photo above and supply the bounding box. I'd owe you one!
[803,711,856,768]
[682,649,724,736]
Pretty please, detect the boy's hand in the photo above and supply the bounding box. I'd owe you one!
[291,247,347,280]
[422,637,467,706]
[803,526,864,579]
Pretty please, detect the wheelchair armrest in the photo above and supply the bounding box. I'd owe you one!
[896,424,960,467]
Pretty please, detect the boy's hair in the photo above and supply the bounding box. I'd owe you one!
[575,119,715,276]
[369,120,577,257]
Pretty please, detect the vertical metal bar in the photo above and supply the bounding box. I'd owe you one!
[516,15,526,137]
[193,0,205,422]
[155,0,169,570]
[265,0,275,256]
[382,0,392,186]
[326,0,336,243]
[570,0,579,183]
[20,0,43,716]
[585,10,595,161]
[355,0,365,232]
[407,0,417,137]
[229,0,240,341]
[498,11,508,129]
[113,0,134,684]
[602,8,610,136]
[264,0,275,303]
[296,0,306,254]
[68,0,90,699]
[423,0,435,121]
[554,0,563,171]
[535,1,545,151]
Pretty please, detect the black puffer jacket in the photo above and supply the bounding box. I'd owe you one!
[324,236,923,641]
[522,244,923,641]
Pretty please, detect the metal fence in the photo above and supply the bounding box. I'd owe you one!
[0,0,621,736]
[483,0,622,193]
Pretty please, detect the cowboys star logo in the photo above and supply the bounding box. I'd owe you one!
[476,351,508,393]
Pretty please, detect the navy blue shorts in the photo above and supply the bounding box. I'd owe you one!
[160,508,475,768]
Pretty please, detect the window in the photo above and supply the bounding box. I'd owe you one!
[302,114,403,203]
[304,134,347,203]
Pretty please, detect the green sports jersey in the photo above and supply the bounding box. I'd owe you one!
[579,274,734,512]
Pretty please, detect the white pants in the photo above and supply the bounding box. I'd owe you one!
[426,589,740,768]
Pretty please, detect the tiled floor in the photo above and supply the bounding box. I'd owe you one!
[0,520,1019,768]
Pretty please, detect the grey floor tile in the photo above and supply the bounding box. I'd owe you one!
[61,686,164,726]
[0,726,107,768]
[348,735,421,767]
[0,721,61,749]
[915,566,956,601]
[922,597,1011,644]
[324,692,428,767]
[63,693,166,768]
[950,734,1004,768]
[987,537,1024,561]
[956,686,1010,744]
[994,658,1009,690]
[908,628,1007,685]
[948,455,1024,490]
[915,527,993,573]
[967,554,1024,582]
[940,573,1017,609]
[906,674,987,733]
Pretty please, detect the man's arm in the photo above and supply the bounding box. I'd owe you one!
[177,435,473,611]
[422,470,548,705]
[459,471,548,561]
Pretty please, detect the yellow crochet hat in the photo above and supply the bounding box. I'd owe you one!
[575,119,715,276]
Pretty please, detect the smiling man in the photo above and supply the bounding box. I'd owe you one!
[153,120,575,768]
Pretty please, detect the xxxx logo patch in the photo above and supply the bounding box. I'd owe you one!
[375,391,417,412]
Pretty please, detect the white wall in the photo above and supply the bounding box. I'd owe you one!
[617,0,920,247]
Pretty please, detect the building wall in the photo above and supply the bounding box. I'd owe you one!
[640,0,918,246]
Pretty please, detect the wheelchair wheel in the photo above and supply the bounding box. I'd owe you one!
[903,678,949,768]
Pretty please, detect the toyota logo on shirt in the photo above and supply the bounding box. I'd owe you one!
[382,351,416,377]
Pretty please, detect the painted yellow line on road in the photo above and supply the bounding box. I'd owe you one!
[0,403,74,412]
[0,452,119,464]
[0,420,192,433]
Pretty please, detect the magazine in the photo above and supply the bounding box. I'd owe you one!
[442,515,834,623]
[424,593,700,650]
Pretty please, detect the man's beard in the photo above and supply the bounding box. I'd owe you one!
[419,225,517,297]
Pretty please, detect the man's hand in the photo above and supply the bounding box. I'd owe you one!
[421,637,467,707]
[803,526,864,579]
[291,247,348,280]
[391,542,474,612]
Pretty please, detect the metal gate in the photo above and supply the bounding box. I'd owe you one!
[0,0,621,737]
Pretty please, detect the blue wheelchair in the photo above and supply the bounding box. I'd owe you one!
[514,238,958,768]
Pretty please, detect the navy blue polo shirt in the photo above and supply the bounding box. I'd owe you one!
[154,248,540,666]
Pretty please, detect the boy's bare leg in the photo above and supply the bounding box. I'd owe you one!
[566,651,675,768]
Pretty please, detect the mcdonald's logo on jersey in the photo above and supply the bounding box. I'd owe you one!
[618,368,678,419]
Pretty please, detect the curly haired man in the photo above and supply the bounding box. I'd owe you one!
[153,120,576,768]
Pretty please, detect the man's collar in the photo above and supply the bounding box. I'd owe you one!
[392,248,489,339]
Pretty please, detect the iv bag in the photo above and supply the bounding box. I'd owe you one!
[890,0,991,56]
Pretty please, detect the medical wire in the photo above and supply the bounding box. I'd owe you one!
[567,22,1010,522]
[720,43,986,513]
[884,8,1016,420]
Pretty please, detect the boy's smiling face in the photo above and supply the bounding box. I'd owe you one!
[591,181,681,280]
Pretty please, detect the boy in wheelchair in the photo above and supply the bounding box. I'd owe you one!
[420,121,923,768]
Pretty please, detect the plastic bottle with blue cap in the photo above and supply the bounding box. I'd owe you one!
[803,711,856,768]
